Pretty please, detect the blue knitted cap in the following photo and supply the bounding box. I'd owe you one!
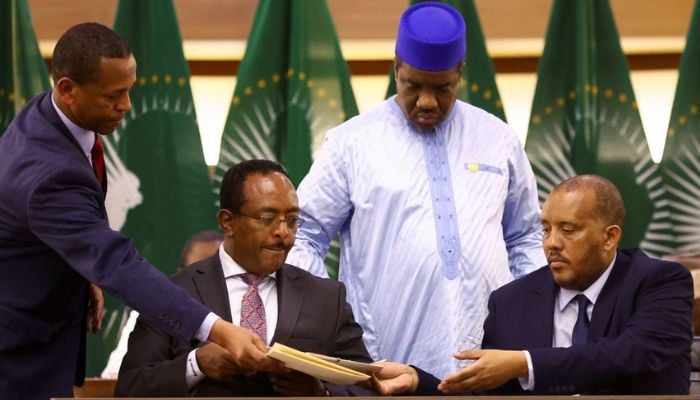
[395,2,466,71]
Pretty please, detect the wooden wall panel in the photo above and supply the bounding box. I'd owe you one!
[27,0,694,43]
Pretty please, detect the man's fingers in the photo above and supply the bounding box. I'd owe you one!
[237,340,285,373]
[249,331,268,352]
[439,361,483,393]
[364,362,418,395]
[453,348,481,360]
[442,363,474,384]
[371,373,413,395]
[86,284,104,333]
[439,374,481,393]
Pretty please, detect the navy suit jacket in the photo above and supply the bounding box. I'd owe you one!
[482,248,693,395]
[0,92,210,399]
[115,257,373,397]
[415,249,693,395]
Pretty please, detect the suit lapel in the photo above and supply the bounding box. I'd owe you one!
[270,264,306,344]
[531,273,558,347]
[191,256,233,322]
[39,92,108,205]
[589,250,629,340]
[38,92,86,159]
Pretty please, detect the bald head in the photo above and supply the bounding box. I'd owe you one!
[551,175,625,228]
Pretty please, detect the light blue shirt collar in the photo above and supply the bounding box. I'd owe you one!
[50,93,95,163]
[558,252,617,311]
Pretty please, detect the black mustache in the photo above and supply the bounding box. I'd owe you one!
[547,253,569,264]
[266,240,288,251]
[416,112,438,118]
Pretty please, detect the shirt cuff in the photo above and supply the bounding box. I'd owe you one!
[185,349,207,389]
[194,312,220,342]
[518,350,534,391]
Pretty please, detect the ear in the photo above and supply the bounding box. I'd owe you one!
[393,57,400,80]
[54,77,78,105]
[603,224,622,251]
[217,209,235,237]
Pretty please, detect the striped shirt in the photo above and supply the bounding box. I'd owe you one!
[287,97,545,379]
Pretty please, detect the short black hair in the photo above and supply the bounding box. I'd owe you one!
[52,22,131,85]
[553,174,626,227]
[219,159,289,213]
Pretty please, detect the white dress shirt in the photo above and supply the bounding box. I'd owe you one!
[186,246,278,388]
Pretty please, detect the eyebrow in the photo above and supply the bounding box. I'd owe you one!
[253,206,300,214]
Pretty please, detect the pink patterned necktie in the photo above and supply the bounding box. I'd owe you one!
[240,273,267,342]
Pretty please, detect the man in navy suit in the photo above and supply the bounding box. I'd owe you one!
[0,23,280,399]
[371,175,693,395]
[116,160,374,396]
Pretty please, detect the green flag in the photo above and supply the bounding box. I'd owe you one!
[524,0,674,255]
[215,0,357,278]
[660,0,700,255]
[83,0,219,376]
[0,0,50,133]
[385,0,506,121]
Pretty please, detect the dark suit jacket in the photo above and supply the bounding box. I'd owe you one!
[115,256,374,397]
[482,248,693,395]
[0,92,210,399]
[413,249,693,395]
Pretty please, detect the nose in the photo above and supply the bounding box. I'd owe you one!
[416,89,438,110]
[116,92,131,112]
[271,219,292,238]
[543,229,562,252]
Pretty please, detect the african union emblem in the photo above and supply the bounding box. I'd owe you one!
[214,0,358,278]
[524,0,674,256]
[662,112,700,255]
[103,139,142,231]
[660,0,700,255]
[214,0,358,188]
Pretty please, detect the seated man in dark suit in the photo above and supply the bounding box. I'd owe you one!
[116,160,373,396]
[371,174,694,395]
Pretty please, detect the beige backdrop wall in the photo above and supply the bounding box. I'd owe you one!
[26,0,694,165]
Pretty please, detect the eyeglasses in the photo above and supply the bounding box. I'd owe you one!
[235,211,305,230]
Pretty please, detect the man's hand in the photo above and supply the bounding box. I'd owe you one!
[438,349,528,393]
[196,343,240,381]
[361,361,419,395]
[86,283,104,333]
[270,370,327,396]
[208,319,285,373]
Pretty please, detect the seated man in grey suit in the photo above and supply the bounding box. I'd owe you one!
[116,160,373,396]
[371,174,693,395]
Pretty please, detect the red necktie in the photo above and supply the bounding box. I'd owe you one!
[91,134,105,186]
[240,273,267,342]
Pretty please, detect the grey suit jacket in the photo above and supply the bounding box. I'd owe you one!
[115,255,373,397]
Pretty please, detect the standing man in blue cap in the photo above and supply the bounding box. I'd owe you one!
[286,2,544,379]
